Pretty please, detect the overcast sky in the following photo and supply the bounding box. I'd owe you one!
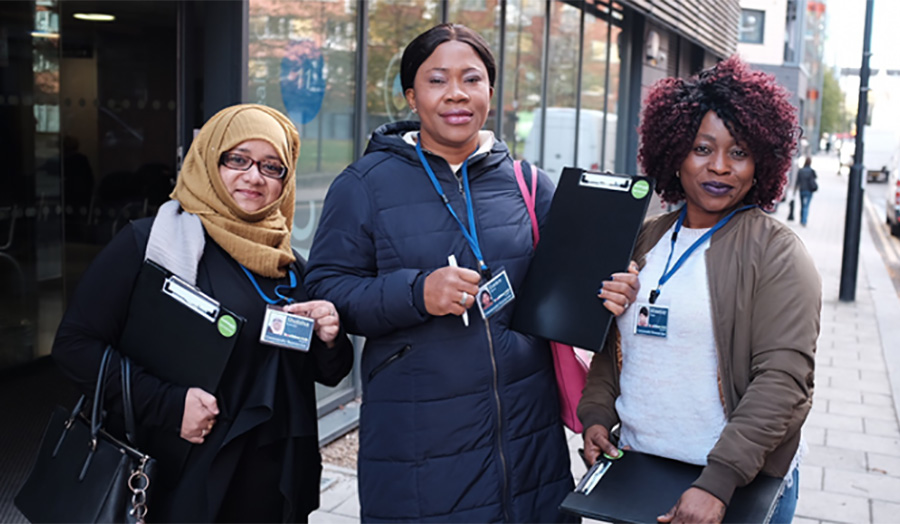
[824,0,900,127]
[824,0,900,70]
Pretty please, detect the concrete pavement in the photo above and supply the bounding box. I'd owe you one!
[310,153,900,523]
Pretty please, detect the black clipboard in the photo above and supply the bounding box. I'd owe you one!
[511,168,654,351]
[560,450,784,523]
[117,259,245,393]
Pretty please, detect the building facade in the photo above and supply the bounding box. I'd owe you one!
[737,0,827,155]
[0,0,739,433]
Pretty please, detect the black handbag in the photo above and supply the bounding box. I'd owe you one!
[15,347,156,523]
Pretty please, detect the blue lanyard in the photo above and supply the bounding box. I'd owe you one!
[415,138,489,276]
[649,205,755,304]
[240,264,297,305]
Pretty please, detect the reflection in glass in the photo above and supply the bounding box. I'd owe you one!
[366,0,440,135]
[446,0,500,132]
[248,0,358,260]
[520,1,581,183]
[739,9,765,45]
[512,1,623,181]
[248,0,363,410]
[502,0,545,159]
[0,0,63,368]
[579,11,621,173]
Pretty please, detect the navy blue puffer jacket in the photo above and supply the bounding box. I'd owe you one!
[305,122,574,522]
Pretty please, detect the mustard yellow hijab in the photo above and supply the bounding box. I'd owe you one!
[171,104,300,278]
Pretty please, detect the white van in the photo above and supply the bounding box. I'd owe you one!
[863,127,900,183]
[523,108,617,186]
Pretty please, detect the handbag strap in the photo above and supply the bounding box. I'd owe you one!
[90,346,115,439]
[66,394,87,424]
[513,160,540,248]
[87,346,139,446]
[121,356,137,445]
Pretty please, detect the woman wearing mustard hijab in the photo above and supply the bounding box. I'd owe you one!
[52,104,353,522]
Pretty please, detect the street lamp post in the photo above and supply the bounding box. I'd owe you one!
[839,0,875,302]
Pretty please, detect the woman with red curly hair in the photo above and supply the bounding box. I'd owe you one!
[578,56,821,523]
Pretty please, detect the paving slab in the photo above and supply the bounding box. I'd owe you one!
[864,418,900,438]
[806,411,864,432]
[795,488,870,522]
[826,429,900,456]
[823,468,900,503]
[871,500,900,523]
[804,443,867,472]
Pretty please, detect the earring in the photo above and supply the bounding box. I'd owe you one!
[753,177,757,185]
[411,107,417,114]
[675,170,681,178]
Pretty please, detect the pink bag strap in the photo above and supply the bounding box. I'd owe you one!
[513,160,540,248]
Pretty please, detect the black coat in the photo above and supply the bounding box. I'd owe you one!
[305,122,575,522]
[796,166,818,193]
[53,217,353,522]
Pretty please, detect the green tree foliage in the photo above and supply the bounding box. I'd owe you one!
[820,67,847,136]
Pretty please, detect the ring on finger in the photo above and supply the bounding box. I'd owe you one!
[459,291,468,306]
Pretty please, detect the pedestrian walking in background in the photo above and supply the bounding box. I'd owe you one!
[305,23,635,522]
[795,156,819,226]
[578,56,822,524]
[52,104,354,522]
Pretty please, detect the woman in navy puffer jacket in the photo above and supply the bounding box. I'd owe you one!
[306,24,633,522]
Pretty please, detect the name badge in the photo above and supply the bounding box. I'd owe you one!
[477,269,515,319]
[260,305,315,351]
[634,302,669,338]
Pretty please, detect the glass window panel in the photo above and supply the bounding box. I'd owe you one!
[248,0,358,260]
[248,0,360,409]
[580,12,622,173]
[739,9,765,44]
[502,0,545,160]
[446,0,501,133]
[531,1,582,184]
[0,0,64,369]
[366,0,440,136]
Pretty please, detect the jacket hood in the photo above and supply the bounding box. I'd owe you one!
[365,120,510,175]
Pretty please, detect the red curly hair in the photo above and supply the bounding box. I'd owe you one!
[637,55,798,209]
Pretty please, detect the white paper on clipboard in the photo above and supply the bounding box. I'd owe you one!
[162,274,220,323]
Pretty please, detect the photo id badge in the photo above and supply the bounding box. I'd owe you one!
[477,269,515,319]
[633,302,669,338]
[260,305,315,351]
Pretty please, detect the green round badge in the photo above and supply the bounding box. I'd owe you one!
[631,179,650,200]
[217,314,237,338]
[603,449,624,460]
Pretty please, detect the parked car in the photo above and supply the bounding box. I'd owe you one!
[887,166,900,238]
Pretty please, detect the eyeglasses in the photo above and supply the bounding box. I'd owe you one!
[219,152,287,179]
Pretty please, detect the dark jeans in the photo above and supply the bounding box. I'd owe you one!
[799,190,813,225]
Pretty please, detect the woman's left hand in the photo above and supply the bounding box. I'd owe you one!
[282,300,340,348]
[598,260,640,316]
[657,487,725,524]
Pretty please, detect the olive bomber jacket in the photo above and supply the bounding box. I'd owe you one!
[577,207,821,506]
